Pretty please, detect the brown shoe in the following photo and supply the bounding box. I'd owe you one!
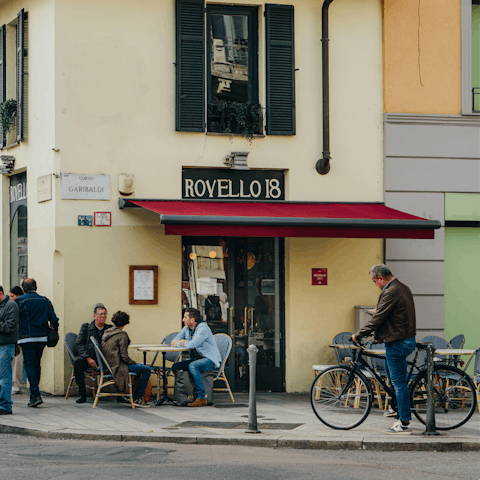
[187,398,207,407]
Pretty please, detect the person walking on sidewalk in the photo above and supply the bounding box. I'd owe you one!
[171,308,221,407]
[101,311,152,408]
[17,278,59,408]
[0,286,19,415]
[9,286,24,395]
[73,303,112,404]
[352,264,416,435]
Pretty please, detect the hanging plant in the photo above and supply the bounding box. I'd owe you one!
[0,99,17,137]
[216,100,262,143]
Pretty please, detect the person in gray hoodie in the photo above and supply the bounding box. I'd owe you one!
[0,286,19,415]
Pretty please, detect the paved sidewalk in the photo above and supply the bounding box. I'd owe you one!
[0,392,478,451]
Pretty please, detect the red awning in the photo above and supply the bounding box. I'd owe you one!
[120,199,440,239]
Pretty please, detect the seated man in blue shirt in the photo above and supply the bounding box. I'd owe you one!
[171,308,221,407]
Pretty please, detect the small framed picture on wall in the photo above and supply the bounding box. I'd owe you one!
[129,265,158,305]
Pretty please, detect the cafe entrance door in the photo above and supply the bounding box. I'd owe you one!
[181,237,285,392]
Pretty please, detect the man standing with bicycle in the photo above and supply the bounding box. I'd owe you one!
[352,264,416,435]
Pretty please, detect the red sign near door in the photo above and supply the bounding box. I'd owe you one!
[312,268,327,285]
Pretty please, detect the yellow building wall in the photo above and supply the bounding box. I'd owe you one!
[384,0,461,114]
[285,237,382,392]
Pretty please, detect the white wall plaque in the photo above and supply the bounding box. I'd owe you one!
[61,174,111,200]
[94,212,111,226]
[37,175,52,203]
[134,269,154,300]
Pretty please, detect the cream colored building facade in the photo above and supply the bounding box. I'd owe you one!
[0,0,436,395]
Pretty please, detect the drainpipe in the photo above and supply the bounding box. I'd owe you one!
[316,0,335,175]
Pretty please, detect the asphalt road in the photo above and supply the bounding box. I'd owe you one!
[1,435,480,480]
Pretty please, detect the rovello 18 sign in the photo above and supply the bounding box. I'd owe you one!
[182,168,284,201]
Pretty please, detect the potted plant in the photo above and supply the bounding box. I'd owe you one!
[0,99,17,140]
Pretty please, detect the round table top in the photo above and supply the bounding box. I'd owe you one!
[330,344,475,356]
[136,345,190,352]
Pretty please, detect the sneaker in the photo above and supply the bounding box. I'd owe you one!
[383,406,397,417]
[187,398,208,407]
[28,396,43,408]
[384,420,412,435]
[0,409,12,415]
[133,398,151,408]
[117,396,131,404]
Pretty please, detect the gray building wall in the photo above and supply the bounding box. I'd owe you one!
[384,113,480,337]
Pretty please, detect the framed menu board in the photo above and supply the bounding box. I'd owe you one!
[129,266,158,305]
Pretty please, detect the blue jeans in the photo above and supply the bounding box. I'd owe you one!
[128,363,152,400]
[0,345,15,413]
[21,342,46,397]
[172,358,215,399]
[385,337,416,422]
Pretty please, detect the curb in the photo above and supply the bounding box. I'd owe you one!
[1,424,479,451]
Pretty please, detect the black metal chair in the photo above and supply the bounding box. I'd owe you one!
[148,331,180,401]
[64,332,97,399]
[90,336,136,409]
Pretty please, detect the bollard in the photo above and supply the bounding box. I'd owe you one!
[422,343,439,436]
[245,344,261,434]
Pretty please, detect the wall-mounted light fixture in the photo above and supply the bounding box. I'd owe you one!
[0,155,15,174]
[223,151,250,170]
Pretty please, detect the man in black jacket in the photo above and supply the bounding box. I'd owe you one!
[73,303,112,403]
[0,287,19,415]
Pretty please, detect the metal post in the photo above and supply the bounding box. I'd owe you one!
[422,343,439,436]
[245,344,261,434]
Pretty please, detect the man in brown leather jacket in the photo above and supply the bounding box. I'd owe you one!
[352,264,416,435]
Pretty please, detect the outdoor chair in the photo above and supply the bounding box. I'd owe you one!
[448,334,466,367]
[64,332,97,399]
[90,336,136,409]
[462,346,480,414]
[418,335,452,363]
[213,333,234,403]
[148,331,180,400]
[332,332,354,365]
[365,342,389,409]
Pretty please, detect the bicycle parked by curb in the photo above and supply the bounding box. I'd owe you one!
[310,341,477,430]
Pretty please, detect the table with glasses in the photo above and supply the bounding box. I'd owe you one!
[136,345,190,406]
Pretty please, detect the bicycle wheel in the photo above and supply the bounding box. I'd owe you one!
[310,366,373,430]
[410,364,477,430]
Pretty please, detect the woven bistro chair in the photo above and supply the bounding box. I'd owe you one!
[64,333,97,399]
[418,335,452,363]
[448,334,466,367]
[332,332,354,365]
[365,342,389,410]
[462,346,480,414]
[90,337,136,409]
[148,331,180,400]
[213,333,234,403]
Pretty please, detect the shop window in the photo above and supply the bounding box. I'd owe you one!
[0,9,27,148]
[176,0,295,135]
[10,204,27,287]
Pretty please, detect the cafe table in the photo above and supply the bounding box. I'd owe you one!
[136,345,190,406]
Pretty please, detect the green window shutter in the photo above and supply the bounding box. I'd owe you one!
[16,9,25,142]
[176,0,205,132]
[265,4,295,135]
[0,25,5,148]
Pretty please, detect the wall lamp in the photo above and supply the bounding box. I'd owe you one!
[0,155,15,174]
[223,151,250,170]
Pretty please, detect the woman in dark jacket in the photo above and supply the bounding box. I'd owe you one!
[101,311,151,408]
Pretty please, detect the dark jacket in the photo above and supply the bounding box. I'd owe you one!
[101,327,136,392]
[0,295,19,346]
[75,321,112,360]
[355,278,416,343]
[17,292,59,341]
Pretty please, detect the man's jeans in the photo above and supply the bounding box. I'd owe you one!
[128,364,152,400]
[385,337,416,422]
[22,342,46,397]
[172,358,215,400]
[0,344,15,412]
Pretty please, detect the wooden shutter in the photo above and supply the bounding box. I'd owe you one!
[0,25,5,148]
[265,4,295,135]
[16,9,25,142]
[176,0,205,132]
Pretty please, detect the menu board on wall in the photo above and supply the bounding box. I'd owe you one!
[129,266,158,305]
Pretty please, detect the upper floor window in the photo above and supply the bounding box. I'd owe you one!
[0,9,27,148]
[175,0,295,136]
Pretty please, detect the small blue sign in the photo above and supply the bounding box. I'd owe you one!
[86,215,93,226]
[78,215,85,226]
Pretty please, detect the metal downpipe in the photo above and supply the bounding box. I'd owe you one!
[316,0,335,175]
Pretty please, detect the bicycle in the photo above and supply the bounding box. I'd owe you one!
[310,340,477,430]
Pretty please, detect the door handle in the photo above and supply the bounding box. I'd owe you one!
[229,306,234,338]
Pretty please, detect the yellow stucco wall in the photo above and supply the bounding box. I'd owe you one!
[285,237,382,392]
[384,0,461,114]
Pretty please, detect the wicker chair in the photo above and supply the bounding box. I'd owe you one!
[64,332,97,399]
[418,335,452,363]
[148,331,180,400]
[448,334,466,367]
[332,332,354,365]
[212,333,234,403]
[90,336,136,409]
